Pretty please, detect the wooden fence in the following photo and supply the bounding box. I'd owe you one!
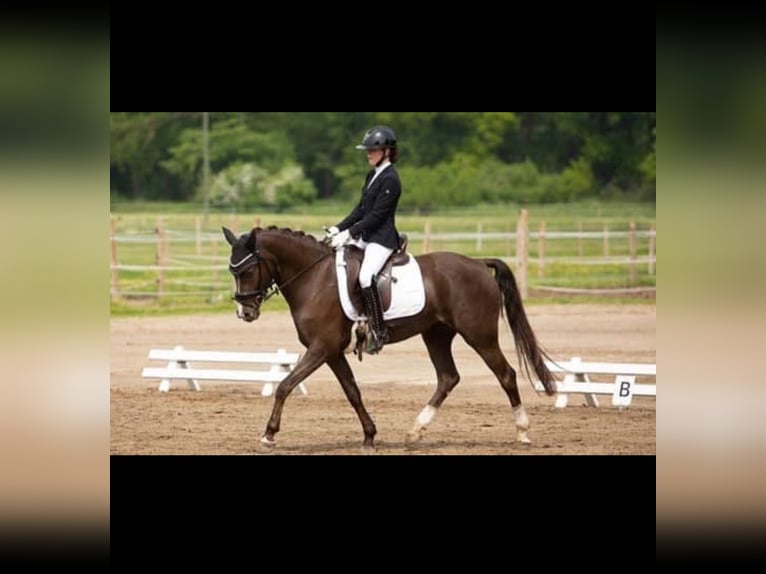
[110,210,656,302]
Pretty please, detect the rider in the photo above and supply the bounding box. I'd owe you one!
[326,125,402,355]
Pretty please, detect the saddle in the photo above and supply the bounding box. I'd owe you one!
[344,234,409,314]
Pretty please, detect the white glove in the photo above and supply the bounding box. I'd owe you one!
[330,229,351,249]
[325,226,340,238]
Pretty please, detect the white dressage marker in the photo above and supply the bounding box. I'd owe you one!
[141,346,305,396]
[534,357,655,408]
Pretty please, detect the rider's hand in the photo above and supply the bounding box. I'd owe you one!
[324,226,339,242]
[330,229,350,250]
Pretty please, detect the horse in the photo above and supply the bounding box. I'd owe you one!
[223,225,556,451]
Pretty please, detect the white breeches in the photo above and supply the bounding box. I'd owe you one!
[350,239,394,288]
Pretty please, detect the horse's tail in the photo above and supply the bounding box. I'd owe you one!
[483,259,556,396]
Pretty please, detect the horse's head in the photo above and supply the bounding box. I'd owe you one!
[223,227,275,323]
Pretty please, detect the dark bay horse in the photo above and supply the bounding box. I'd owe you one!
[223,226,556,451]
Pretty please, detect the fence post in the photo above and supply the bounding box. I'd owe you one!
[423,221,431,254]
[578,221,584,257]
[516,209,529,299]
[538,221,546,278]
[156,217,166,299]
[629,222,637,285]
[649,224,656,276]
[110,216,119,300]
[603,224,610,258]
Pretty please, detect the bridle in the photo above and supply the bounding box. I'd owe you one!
[228,232,330,308]
[229,250,274,307]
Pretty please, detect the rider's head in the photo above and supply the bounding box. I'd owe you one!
[356,125,398,166]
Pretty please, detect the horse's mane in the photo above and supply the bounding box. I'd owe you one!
[259,226,331,254]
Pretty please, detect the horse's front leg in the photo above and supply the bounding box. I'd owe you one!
[261,346,327,447]
[326,353,377,452]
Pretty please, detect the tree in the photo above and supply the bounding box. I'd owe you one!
[161,117,298,201]
[110,112,198,199]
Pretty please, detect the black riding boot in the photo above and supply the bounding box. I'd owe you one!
[361,284,389,355]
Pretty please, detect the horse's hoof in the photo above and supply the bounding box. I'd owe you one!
[517,432,531,445]
[405,430,422,445]
[260,435,277,447]
[361,444,377,454]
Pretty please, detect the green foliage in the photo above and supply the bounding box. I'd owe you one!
[110,112,198,199]
[160,118,299,201]
[637,150,656,201]
[110,112,656,208]
[333,161,368,201]
[209,162,317,212]
[640,150,656,185]
[470,112,520,157]
[265,164,318,210]
[499,159,545,203]
[209,163,267,210]
[560,158,596,201]
[400,156,591,207]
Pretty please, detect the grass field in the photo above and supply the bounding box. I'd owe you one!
[110,200,656,316]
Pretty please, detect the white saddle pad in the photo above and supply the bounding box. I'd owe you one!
[335,249,426,322]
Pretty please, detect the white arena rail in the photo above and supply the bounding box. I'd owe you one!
[141,346,305,396]
[534,356,655,408]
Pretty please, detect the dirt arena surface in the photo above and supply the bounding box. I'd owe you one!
[110,304,655,455]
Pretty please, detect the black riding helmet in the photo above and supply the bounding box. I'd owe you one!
[355,126,397,150]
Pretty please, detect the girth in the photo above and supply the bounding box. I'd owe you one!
[344,234,409,314]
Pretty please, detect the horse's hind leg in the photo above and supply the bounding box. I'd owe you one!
[407,324,460,444]
[326,353,377,451]
[471,341,532,444]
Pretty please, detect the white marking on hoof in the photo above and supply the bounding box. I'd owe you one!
[513,405,531,444]
[260,435,276,447]
[407,405,437,444]
[416,405,437,426]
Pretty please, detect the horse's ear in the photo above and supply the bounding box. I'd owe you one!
[222,227,238,246]
[245,229,257,252]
